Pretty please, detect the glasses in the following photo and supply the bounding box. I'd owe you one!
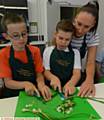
[7,31,27,40]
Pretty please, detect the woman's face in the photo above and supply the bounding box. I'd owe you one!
[73,11,96,37]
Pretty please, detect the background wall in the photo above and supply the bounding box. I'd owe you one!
[27,0,48,42]
[27,0,104,47]
[47,1,60,43]
[97,0,104,49]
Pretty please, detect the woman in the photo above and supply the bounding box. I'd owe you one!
[70,1,99,97]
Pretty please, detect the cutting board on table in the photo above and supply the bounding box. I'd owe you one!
[15,91,101,120]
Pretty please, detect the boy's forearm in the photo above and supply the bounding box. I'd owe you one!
[44,70,55,81]
[68,69,81,86]
[4,78,26,89]
[36,73,45,86]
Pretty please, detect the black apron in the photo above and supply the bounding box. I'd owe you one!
[3,46,36,97]
[50,47,74,86]
[69,35,87,59]
[79,34,87,59]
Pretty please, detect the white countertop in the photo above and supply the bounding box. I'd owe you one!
[0,97,18,117]
[0,83,104,118]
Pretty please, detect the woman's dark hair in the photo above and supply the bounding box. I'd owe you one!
[77,1,99,34]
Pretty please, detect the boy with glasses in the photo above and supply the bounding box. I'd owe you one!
[0,13,51,100]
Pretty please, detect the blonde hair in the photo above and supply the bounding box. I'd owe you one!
[1,13,25,32]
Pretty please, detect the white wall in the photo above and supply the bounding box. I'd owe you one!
[27,0,91,42]
[97,0,104,49]
[47,1,60,43]
[27,0,48,41]
[27,0,104,47]
[46,0,92,42]
[54,0,90,6]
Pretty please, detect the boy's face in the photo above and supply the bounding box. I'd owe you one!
[7,22,28,50]
[54,30,72,50]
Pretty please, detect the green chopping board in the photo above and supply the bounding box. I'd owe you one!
[99,77,104,83]
[15,91,101,120]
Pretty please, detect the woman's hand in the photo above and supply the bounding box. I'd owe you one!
[78,80,95,97]
[79,46,96,97]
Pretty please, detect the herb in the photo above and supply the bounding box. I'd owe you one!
[22,104,52,120]
[87,97,104,104]
[56,99,75,114]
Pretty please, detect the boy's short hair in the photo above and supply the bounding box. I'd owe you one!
[56,19,74,33]
[1,13,25,32]
[52,19,74,45]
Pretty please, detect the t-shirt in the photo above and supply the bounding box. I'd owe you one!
[0,45,44,78]
[71,32,100,70]
[71,32,99,50]
[96,48,104,76]
[43,46,81,70]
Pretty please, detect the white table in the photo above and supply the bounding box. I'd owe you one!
[0,83,104,118]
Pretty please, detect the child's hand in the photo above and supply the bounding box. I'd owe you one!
[23,81,40,96]
[50,76,62,93]
[38,84,52,101]
[63,82,75,98]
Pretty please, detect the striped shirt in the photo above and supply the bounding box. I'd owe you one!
[71,32,100,50]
